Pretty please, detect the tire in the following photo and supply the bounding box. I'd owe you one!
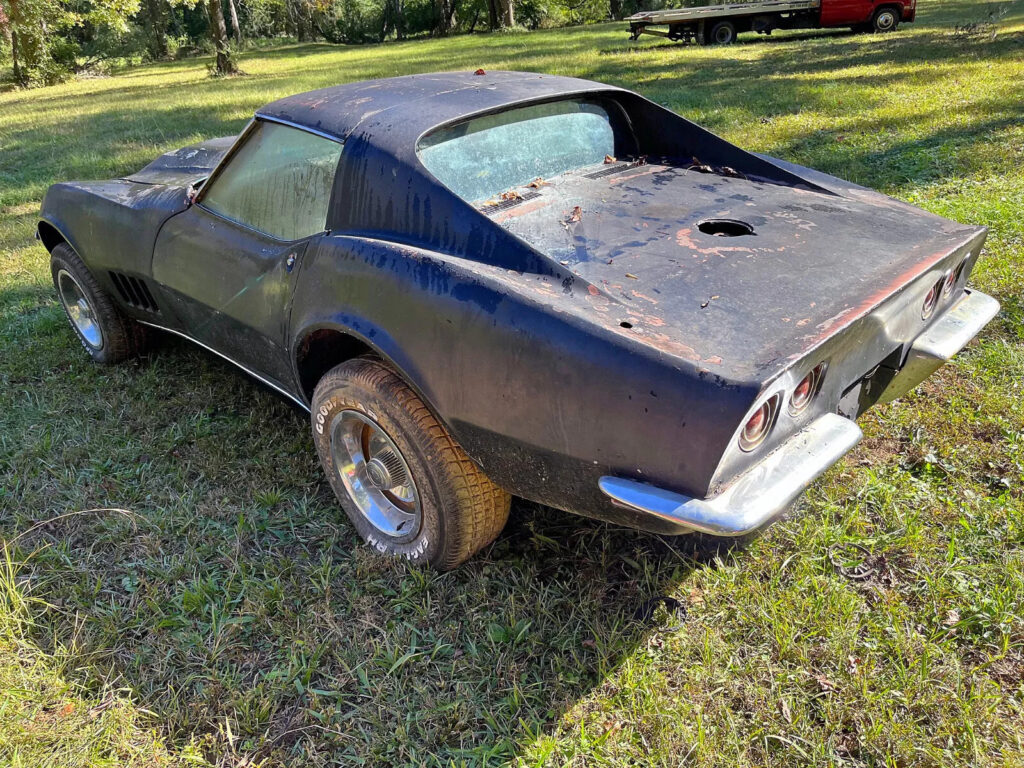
[311,358,511,570]
[709,20,737,45]
[872,6,899,32]
[50,242,147,364]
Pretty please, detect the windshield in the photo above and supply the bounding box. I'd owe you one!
[417,99,627,204]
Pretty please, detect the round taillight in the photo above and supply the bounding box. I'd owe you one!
[790,363,825,415]
[954,255,970,286]
[739,395,778,452]
[942,269,956,297]
[922,282,939,320]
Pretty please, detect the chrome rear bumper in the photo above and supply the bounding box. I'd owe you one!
[878,289,1000,404]
[600,414,862,536]
[599,288,999,537]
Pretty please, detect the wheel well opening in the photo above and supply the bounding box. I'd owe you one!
[37,222,67,254]
[296,328,376,401]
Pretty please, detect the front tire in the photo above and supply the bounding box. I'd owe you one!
[872,6,899,32]
[50,242,147,364]
[311,358,511,570]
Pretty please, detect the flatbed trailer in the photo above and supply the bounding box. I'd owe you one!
[628,0,916,44]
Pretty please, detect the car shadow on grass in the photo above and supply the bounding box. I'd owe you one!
[0,326,744,765]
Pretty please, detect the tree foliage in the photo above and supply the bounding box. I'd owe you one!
[0,0,666,85]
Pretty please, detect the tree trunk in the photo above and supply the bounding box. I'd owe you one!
[433,0,456,35]
[486,0,498,29]
[499,0,513,27]
[290,0,314,41]
[144,0,169,59]
[609,0,622,20]
[393,0,405,39]
[11,29,26,87]
[227,0,242,43]
[6,0,29,87]
[207,0,237,74]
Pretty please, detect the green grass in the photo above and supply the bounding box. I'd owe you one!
[2,1,1024,765]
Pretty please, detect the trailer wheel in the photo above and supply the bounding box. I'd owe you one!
[708,20,737,45]
[871,6,899,32]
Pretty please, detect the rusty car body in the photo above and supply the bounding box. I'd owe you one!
[39,71,999,564]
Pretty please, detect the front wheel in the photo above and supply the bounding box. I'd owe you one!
[311,358,511,570]
[50,242,147,364]
[872,7,899,32]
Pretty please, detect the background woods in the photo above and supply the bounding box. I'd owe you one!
[0,0,650,83]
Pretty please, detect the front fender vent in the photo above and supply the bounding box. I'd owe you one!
[109,272,160,313]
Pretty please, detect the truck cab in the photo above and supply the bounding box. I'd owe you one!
[820,0,916,29]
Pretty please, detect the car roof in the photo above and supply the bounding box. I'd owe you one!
[256,71,625,145]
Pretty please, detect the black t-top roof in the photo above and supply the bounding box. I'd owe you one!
[256,71,623,145]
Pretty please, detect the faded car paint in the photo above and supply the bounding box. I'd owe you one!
[39,72,991,533]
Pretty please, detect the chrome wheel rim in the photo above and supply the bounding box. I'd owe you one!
[57,270,103,350]
[330,409,420,539]
[876,11,895,29]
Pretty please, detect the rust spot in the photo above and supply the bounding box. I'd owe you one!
[491,198,550,223]
[801,244,966,349]
[608,166,659,185]
[630,290,658,305]
[587,284,600,296]
[676,227,755,257]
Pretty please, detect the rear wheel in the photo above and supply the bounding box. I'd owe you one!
[311,358,511,570]
[50,242,147,364]
[872,6,899,32]
[709,20,737,45]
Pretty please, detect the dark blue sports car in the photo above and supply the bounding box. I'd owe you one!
[39,71,999,569]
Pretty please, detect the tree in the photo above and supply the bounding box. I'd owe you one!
[227,0,242,42]
[165,0,238,75]
[286,0,314,41]
[1,0,140,85]
[205,0,236,72]
[433,0,455,35]
[142,0,169,59]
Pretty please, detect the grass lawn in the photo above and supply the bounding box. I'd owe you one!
[2,1,1024,764]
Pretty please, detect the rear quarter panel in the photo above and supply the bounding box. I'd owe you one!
[289,235,760,520]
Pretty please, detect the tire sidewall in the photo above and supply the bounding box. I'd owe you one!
[50,245,116,363]
[311,371,449,566]
[712,22,736,44]
[873,8,897,31]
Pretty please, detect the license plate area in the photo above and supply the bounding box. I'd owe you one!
[837,345,904,418]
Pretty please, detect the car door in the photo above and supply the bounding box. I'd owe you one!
[818,0,875,25]
[151,120,344,388]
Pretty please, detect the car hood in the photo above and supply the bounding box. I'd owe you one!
[490,159,986,384]
[124,136,237,187]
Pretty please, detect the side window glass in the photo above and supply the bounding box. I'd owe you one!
[201,121,343,241]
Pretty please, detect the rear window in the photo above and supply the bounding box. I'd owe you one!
[417,99,629,204]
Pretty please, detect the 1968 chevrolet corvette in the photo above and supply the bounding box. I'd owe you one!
[39,71,999,569]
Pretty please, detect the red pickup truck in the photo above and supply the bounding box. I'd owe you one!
[628,0,916,44]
